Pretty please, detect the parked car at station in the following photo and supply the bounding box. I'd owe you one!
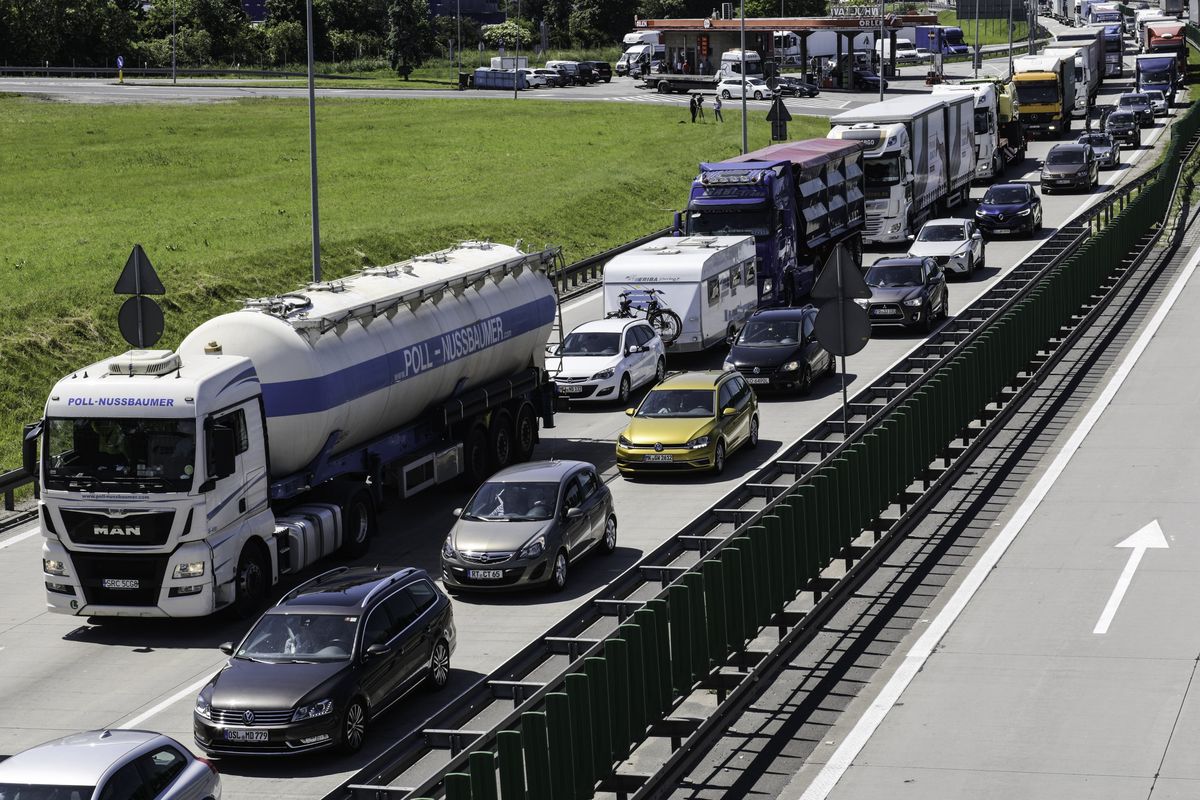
[548,318,666,404]
[616,370,759,477]
[975,182,1043,236]
[718,76,774,99]
[906,217,985,276]
[1041,142,1100,193]
[857,257,949,332]
[1105,110,1142,146]
[581,60,613,82]
[722,306,834,394]
[518,68,548,88]
[194,566,454,756]
[1076,131,1122,168]
[0,729,221,800]
[442,460,616,592]
[546,60,585,85]
[775,75,821,97]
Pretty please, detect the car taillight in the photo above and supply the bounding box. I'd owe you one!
[196,756,219,774]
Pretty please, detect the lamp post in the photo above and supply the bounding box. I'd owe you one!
[305,0,321,283]
[171,0,177,85]
[879,2,885,101]
[740,0,747,154]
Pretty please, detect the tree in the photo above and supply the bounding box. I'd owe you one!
[385,0,433,78]
[480,20,533,49]
[265,19,305,64]
[568,0,636,47]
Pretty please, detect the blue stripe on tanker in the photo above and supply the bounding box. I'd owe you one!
[261,294,556,418]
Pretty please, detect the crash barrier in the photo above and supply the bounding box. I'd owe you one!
[0,65,350,79]
[355,29,1200,800]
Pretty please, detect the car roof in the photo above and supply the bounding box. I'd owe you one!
[278,566,425,609]
[748,305,816,321]
[652,370,729,390]
[871,257,926,268]
[569,318,652,334]
[0,730,167,785]
[1049,143,1088,153]
[486,459,593,482]
[985,182,1031,193]
[922,217,971,227]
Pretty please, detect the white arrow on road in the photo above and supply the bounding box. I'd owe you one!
[1093,520,1169,635]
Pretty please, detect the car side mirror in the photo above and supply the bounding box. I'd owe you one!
[566,507,584,520]
[725,334,737,346]
[545,343,561,356]
[972,232,982,240]
[906,234,916,241]
[625,408,636,416]
[219,641,234,655]
[452,507,463,518]
[722,406,738,417]
[365,643,390,660]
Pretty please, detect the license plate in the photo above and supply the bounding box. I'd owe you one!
[746,377,770,384]
[224,729,269,742]
[557,385,583,394]
[102,578,139,590]
[993,228,1012,234]
[468,569,505,580]
[1056,179,1072,185]
[872,307,899,316]
[643,454,674,462]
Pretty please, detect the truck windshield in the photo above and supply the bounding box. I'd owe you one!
[1105,37,1123,52]
[44,417,196,492]
[688,210,771,237]
[944,29,966,46]
[864,156,903,188]
[238,612,358,663]
[561,331,620,356]
[636,389,715,418]
[1140,69,1173,83]
[1015,82,1059,104]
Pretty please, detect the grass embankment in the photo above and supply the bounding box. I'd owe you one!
[937,10,1031,46]
[0,94,824,469]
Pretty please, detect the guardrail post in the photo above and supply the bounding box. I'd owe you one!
[645,598,673,709]
[446,772,472,800]
[773,503,798,599]
[701,559,727,664]
[497,729,525,800]
[721,546,746,649]
[546,693,576,800]
[617,623,647,739]
[605,638,632,759]
[808,475,831,571]
[468,751,498,800]
[565,673,594,799]
[729,535,757,637]
[761,515,785,612]
[682,571,707,678]
[633,607,664,717]
[583,657,613,773]
[667,584,693,696]
[744,526,771,627]
[520,711,552,800]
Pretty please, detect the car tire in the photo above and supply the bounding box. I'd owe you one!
[721,89,732,99]
[712,440,726,476]
[600,514,618,554]
[339,699,368,755]
[966,253,975,276]
[617,373,631,405]
[428,639,451,690]
[754,91,764,100]
[978,248,986,272]
[228,544,269,619]
[340,489,375,558]
[654,357,666,384]
[798,364,814,396]
[747,415,760,448]
[548,550,569,592]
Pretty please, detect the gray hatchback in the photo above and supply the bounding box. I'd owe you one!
[441,460,616,592]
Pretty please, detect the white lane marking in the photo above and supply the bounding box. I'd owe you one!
[1093,520,1169,634]
[118,673,215,730]
[0,528,39,551]
[796,182,1200,800]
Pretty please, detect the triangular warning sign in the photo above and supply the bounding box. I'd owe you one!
[765,95,792,123]
[114,244,165,295]
[811,244,871,300]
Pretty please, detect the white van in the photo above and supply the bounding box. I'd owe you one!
[602,236,758,353]
[720,49,764,77]
[876,37,920,63]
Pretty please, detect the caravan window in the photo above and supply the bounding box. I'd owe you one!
[707,277,721,305]
[729,268,739,295]
[744,260,756,287]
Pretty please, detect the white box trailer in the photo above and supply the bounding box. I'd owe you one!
[602,236,758,353]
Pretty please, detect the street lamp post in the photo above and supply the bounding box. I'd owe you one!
[305,0,321,283]
[457,0,462,79]
[740,0,747,154]
[974,0,981,78]
[171,1,177,85]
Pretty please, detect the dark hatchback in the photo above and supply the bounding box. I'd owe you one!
[858,257,948,331]
[723,306,833,393]
[775,76,821,97]
[194,566,454,756]
[1041,143,1098,193]
[1106,110,1141,147]
[975,182,1042,236]
[582,60,612,82]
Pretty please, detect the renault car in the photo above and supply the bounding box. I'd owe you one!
[975,182,1042,237]
[616,370,759,477]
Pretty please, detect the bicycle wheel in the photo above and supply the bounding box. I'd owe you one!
[649,308,682,344]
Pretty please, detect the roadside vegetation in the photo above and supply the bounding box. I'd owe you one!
[936,10,1031,46]
[0,93,824,469]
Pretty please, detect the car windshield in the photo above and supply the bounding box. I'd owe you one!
[561,331,620,356]
[865,264,923,287]
[44,417,196,493]
[1119,95,1149,107]
[1108,112,1134,124]
[1078,135,1109,147]
[983,186,1028,204]
[1047,149,1085,165]
[0,785,94,800]
[1146,91,1165,101]
[737,320,802,346]
[917,224,966,242]
[463,481,559,521]
[636,389,715,418]
[237,613,358,663]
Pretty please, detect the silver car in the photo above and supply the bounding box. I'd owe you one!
[0,729,221,800]
[441,460,616,592]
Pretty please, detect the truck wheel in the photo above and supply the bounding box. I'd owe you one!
[657,81,668,93]
[340,489,375,559]
[228,544,269,619]
[488,409,514,471]
[464,423,490,485]
[513,402,538,463]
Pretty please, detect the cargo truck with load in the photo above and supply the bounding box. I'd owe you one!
[1043,45,1100,116]
[827,93,976,244]
[681,139,867,304]
[901,25,969,55]
[935,79,1026,180]
[1052,26,1105,100]
[36,242,561,618]
[1012,54,1076,136]
[1086,2,1122,23]
[1135,54,1180,103]
[1143,21,1188,78]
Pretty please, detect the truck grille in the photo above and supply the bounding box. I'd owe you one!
[211,708,295,726]
[61,509,174,547]
[864,211,885,238]
[72,553,167,606]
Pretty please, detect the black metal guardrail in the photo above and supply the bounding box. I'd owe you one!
[0,65,351,80]
[0,424,39,522]
[332,55,1200,800]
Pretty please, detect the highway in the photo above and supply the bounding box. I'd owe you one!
[0,34,1175,800]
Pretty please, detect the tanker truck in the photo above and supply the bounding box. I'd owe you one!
[36,242,560,618]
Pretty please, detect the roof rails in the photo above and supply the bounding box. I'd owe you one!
[276,565,352,605]
[359,567,418,608]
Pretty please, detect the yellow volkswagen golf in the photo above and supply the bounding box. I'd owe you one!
[616,370,759,477]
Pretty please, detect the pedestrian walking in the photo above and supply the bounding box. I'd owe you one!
[713,92,724,122]
[695,93,706,122]
[689,94,698,123]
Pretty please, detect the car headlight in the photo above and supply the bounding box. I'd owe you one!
[854,298,869,308]
[292,698,334,722]
[442,536,456,559]
[172,561,206,579]
[903,296,925,307]
[43,558,67,576]
[975,209,985,217]
[195,690,213,720]
[519,536,546,560]
[722,359,735,371]
[592,367,615,380]
[1016,208,1031,216]
[781,361,800,372]
[618,434,632,447]
[686,435,711,450]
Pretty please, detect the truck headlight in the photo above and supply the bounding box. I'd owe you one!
[781,361,800,372]
[592,367,615,380]
[686,435,711,450]
[172,561,206,579]
[292,698,334,722]
[903,296,925,307]
[888,223,903,233]
[519,536,546,560]
[43,558,67,576]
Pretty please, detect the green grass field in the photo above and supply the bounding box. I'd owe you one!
[937,10,1031,46]
[0,93,824,470]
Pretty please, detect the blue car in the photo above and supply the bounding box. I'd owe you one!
[974,182,1043,237]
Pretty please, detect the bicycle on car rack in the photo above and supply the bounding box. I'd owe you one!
[605,287,683,345]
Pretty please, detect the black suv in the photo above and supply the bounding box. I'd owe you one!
[574,62,597,84]
[859,257,949,332]
[582,60,612,82]
[1106,110,1141,147]
[194,566,455,756]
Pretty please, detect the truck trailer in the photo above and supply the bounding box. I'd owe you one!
[1012,54,1076,136]
[935,79,1026,180]
[1143,21,1188,78]
[1051,28,1105,107]
[683,139,868,305]
[37,242,561,618]
[827,94,976,244]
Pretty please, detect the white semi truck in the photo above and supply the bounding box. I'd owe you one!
[827,94,976,244]
[37,242,560,618]
[933,81,1027,181]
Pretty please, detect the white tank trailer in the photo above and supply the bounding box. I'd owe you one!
[38,242,561,618]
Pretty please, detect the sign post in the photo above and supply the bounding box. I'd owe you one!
[811,246,872,434]
[114,244,166,349]
[116,55,124,84]
[766,93,791,141]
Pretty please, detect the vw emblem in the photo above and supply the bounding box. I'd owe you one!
[752,366,761,374]
[654,442,664,452]
[243,710,255,725]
